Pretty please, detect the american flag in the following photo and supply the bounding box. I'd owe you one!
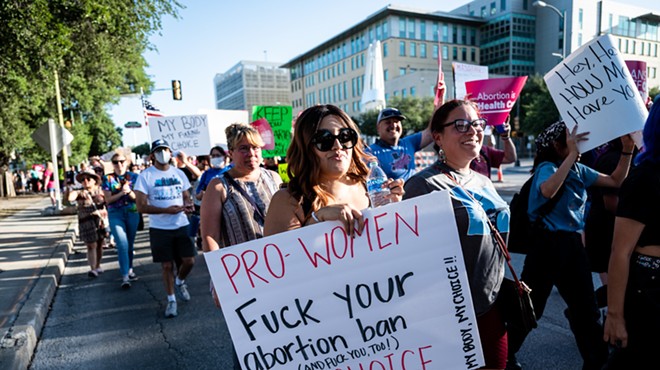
[142,99,164,126]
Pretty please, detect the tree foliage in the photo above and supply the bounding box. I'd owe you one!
[355,96,435,137]
[0,0,183,169]
[519,74,560,136]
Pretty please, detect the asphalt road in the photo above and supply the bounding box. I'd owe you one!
[28,160,596,369]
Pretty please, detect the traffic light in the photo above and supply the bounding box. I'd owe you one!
[172,80,182,100]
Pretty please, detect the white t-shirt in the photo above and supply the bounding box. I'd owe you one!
[134,165,190,230]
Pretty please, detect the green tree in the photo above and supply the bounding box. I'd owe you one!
[519,74,560,136]
[649,85,659,102]
[0,0,183,170]
[355,96,435,136]
[132,142,151,158]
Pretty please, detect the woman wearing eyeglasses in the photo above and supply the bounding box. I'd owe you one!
[69,170,108,278]
[263,104,404,237]
[102,153,140,289]
[403,100,510,369]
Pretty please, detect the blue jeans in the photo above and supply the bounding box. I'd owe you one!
[108,208,140,277]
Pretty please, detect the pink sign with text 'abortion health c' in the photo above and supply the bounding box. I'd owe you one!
[465,76,527,129]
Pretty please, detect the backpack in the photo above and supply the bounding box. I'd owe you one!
[507,174,564,254]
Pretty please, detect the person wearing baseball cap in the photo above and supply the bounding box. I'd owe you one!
[367,107,433,181]
[134,138,196,318]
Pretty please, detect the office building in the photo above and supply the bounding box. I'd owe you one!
[282,1,659,115]
[283,5,485,117]
[214,60,291,112]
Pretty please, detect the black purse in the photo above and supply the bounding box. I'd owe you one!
[443,172,538,333]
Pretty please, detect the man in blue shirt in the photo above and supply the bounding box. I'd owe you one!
[368,107,433,181]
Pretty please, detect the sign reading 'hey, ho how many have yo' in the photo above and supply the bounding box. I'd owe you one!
[544,34,647,153]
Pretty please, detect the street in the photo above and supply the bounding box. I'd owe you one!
[7,161,594,369]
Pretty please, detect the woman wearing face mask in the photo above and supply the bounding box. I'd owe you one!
[195,146,231,202]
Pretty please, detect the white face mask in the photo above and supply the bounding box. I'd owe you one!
[210,157,225,169]
[154,150,171,165]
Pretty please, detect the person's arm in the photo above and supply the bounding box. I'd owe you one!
[200,178,227,252]
[419,121,434,148]
[593,136,635,188]
[539,125,585,198]
[177,151,202,179]
[604,217,645,348]
[134,190,183,215]
[103,182,135,205]
[264,189,303,236]
[498,120,517,164]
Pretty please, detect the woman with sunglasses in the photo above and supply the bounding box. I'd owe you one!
[102,153,140,289]
[403,100,510,369]
[69,170,108,278]
[263,104,404,237]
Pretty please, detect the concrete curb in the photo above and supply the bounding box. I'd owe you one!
[0,223,77,370]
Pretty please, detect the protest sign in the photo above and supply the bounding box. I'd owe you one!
[252,106,292,158]
[148,114,210,156]
[465,76,527,129]
[625,60,648,102]
[251,118,275,150]
[544,34,648,153]
[452,62,489,100]
[277,163,289,183]
[205,191,484,370]
[199,109,250,149]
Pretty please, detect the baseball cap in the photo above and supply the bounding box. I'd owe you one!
[150,139,170,153]
[377,107,406,124]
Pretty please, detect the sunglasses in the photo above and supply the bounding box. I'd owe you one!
[311,128,358,152]
[442,118,487,133]
[112,160,126,165]
[82,177,95,182]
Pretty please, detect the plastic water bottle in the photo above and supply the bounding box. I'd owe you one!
[366,161,391,208]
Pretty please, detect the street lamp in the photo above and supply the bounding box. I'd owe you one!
[533,1,567,60]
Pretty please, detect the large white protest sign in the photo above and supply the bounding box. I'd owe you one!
[205,191,484,370]
[199,109,249,148]
[148,114,211,156]
[544,34,647,153]
[452,62,489,100]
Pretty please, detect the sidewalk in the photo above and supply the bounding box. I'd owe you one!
[0,195,77,369]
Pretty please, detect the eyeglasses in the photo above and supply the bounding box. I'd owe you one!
[442,118,487,133]
[112,160,125,165]
[311,128,358,152]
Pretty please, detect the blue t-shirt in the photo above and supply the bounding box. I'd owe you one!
[528,161,599,232]
[195,165,232,195]
[367,133,422,181]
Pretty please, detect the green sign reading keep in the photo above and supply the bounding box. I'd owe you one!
[252,105,292,158]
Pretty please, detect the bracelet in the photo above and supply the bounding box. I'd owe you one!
[311,211,320,222]
[621,152,633,156]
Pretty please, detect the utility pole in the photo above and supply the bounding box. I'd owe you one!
[54,70,70,171]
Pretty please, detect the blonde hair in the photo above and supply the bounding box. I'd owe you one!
[225,123,264,151]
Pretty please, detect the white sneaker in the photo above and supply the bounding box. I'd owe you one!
[176,283,191,302]
[165,301,177,318]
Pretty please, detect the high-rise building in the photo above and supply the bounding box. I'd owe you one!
[282,5,485,117]
[214,60,291,113]
[281,1,659,115]
[452,0,660,79]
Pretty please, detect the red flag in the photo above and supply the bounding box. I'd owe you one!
[434,45,446,108]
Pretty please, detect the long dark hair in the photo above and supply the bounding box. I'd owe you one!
[636,95,660,165]
[286,105,370,215]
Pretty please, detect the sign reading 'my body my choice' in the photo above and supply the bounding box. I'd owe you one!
[205,191,483,370]
[545,34,647,153]
[148,114,210,156]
